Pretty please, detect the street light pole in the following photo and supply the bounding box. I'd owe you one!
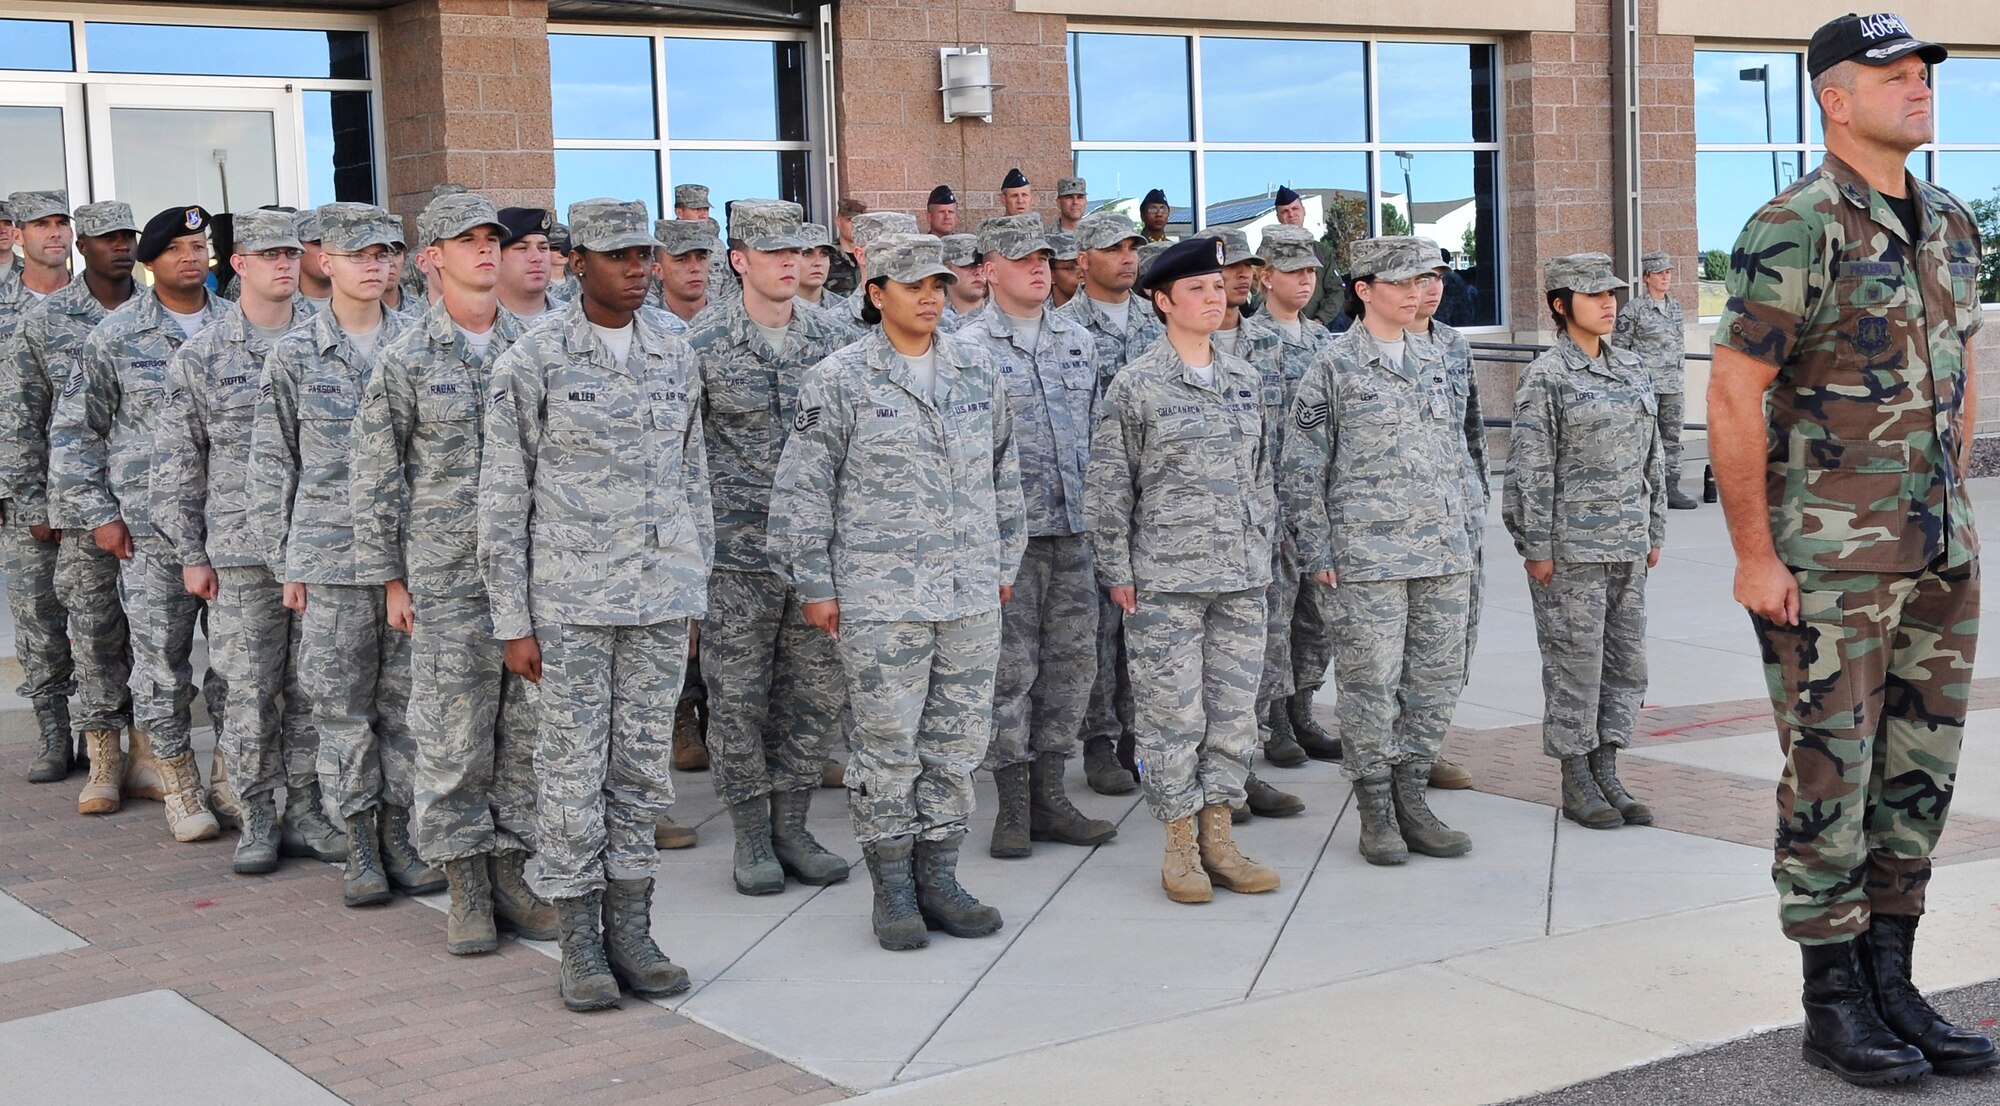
[1740,64,1781,195]
[1394,150,1414,231]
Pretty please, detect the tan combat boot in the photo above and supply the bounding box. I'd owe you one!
[160,752,221,842]
[1196,804,1281,894]
[1429,754,1473,790]
[78,730,125,815]
[1161,815,1212,904]
[207,751,244,830]
[654,815,697,850]
[820,758,846,788]
[671,698,707,772]
[123,726,167,801]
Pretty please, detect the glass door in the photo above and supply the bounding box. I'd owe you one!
[85,84,301,222]
[0,82,88,201]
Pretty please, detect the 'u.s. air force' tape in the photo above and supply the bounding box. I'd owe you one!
[794,405,821,432]
[1293,398,1329,430]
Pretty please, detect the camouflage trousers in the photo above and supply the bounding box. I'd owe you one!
[1655,390,1685,492]
[1332,573,1471,781]
[1751,557,1978,944]
[1083,589,1135,744]
[1528,559,1647,758]
[53,533,130,733]
[837,611,1000,845]
[0,512,73,707]
[211,565,316,800]
[1255,545,1301,711]
[1292,575,1336,698]
[119,536,222,760]
[703,570,844,807]
[411,594,538,863]
[1126,589,1265,823]
[298,583,413,819]
[1464,540,1486,687]
[527,619,689,901]
[987,534,1096,771]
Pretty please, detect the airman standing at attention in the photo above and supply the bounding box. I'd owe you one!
[1054,177,1089,233]
[1000,169,1034,217]
[925,186,961,236]
[1614,250,1697,509]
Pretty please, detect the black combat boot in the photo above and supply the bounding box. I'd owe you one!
[1082,736,1137,795]
[342,807,393,907]
[603,877,691,997]
[554,892,621,1011]
[26,697,71,782]
[989,762,1032,858]
[281,780,348,862]
[863,837,928,951]
[1587,746,1653,825]
[914,833,1003,938]
[380,804,446,894]
[1288,694,1341,760]
[1029,752,1116,845]
[1862,915,2000,1075]
[1800,939,1931,1086]
[1244,772,1304,817]
[1262,699,1307,767]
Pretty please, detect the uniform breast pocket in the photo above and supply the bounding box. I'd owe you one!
[546,399,615,450]
[1000,364,1038,398]
[417,392,480,424]
[298,386,358,423]
[1833,271,1906,310]
[706,373,771,415]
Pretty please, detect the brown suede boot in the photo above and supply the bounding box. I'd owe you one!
[1196,805,1280,894]
[207,751,244,830]
[160,752,221,842]
[671,698,708,772]
[78,730,124,815]
[123,726,167,801]
[1161,815,1212,904]
[654,815,697,850]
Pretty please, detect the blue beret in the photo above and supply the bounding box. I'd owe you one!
[136,204,211,263]
[1001,167,1030,190]
[1142,188,1169,208]
[1140,235,1225,294]
[496,205,553,246]
[927,185,957,206]
[1274,186,1301,206]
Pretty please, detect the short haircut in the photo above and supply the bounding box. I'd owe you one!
[838,198,868,218]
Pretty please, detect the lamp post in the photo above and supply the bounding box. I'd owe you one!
[1394,150,1414,232]
[1739,64,1781,195]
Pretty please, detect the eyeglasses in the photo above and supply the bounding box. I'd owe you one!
[1371,274,1442,291]
[245,248,303,262]
[325,249,397,268]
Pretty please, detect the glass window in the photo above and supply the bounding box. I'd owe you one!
[550,34,657,141]
[1697,150,1803,264]
[670,151,781,215]
[0,107,68,193]
[303,91,376,206]
[1074,150,1193,220]
[1069,33,1190,142]
[1199,38,1363,144]
[664,38,807,141]
[0,18,74,72]
[1939,58,2000,145]
[85,23,367,79]
[1377,43,1497,144]
[1202,152,1367,211]
[1938,152,2000,305]
[109,107,281,225]
[1694,52,1801,144]
[556,149,661,223]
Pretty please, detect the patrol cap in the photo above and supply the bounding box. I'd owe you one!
[566,198,662,253]
[1075,211,1145,252]
[74,201,139,239]
[1640,250,1674,273]
[1047,231,1079,262]
[1544,252,1627,295]
[926,184,958,207]
[978,213,1051,261]
[547,221,572,253]
[318,202,403,252]
[1273,185,1302,207]
[1141,188,1169,209]
[673,183,711,209]
[729,198,808,251]
[432,182,470,198]
[654,218,722,257]
[294,206,327,244]
[1348,236,1442,282]
[1257,225,1323,272]
[1001,167,1030,190]
[136,205,212,263]
[8,190,67,224]
[940,233,979,267]
[868,233,956,286]
[1807,12,1945,79]
[1135,241,1171,284]
[495,205,552,246]
[798,221,834,250]
[852,211,918,252]
[421,193,504,245]
[1140,235,1225,295]
[1056,176,1086,198]
[233,208,303,253]
[1212,228,1263,267]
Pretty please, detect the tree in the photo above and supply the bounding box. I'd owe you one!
[1317,194,1369,273]
[1380,202,1411,237]
[1972,188,2000,303]
[1701,248,1730,281]
[1460,224,1477,268]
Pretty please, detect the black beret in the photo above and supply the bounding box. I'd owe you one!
[927,185,958,207]
[1274,185,1301,206]
[496,205,553,246]
[1001,167,1030,190]
[135,205,211,263]
[1140,235,1226,295]
[1142,188,1169,208]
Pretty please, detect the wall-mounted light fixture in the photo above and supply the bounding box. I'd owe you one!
[940,46,1001,123]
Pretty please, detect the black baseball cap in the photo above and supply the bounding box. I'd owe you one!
[1140,235,1225,295]
[136,205,211,263]
[1807,12,1946,79]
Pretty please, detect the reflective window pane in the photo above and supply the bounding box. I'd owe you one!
[0,18,74,71]
[1936,152,2000,304]
[1375,150,1499,326]
[1074,150,1193,235]
[86,23,366,79]
[556,149,661,224]
[1199,38,1363,144]
[1939,58,2000,145]
[0,107,69,193]
[1377,43,1496,144]
[664,38,807,141]
[551,34,657,141]
[109,107,280,226]
[668,151,782,214]
[1695,51,1802,144]
[1201,151,1366,231]
[1698,150,1804,312]
[1069,33,1190,142]
[303,91,376,206]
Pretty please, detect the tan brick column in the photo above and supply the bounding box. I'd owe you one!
[379,0,556,226]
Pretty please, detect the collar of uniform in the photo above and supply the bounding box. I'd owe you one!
[52,275,117,317]
[976,300,1052,350]
[1820,150,1932,245]
[1555,331,1625,380]
[1357,326,1420,382]
[865,328,972,405]
[556,298,660,376]
[717,292,819,351]
[310,301,400,357]
[212,297,255,346]
[422,295,524,355]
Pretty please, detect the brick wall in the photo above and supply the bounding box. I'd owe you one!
[380,0,556,228]
[832,0,1072,229]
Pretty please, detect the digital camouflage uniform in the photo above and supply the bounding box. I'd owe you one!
[1088,334,1276,823]
[51,279,224,763]
[155,283,318,803]
[479,210,713,900]
[768,261,1026,845]
[1504,322,1666,758]
[840,213,921,337]
[251,204,415,820]
[353,279,536,864]
[1413,314,1491,683]
[1715,151,1984,943]
[952,217,1100,773]
[0,190,78,722]
[1058,212,1164,757]
[686,201,851,808]
[1280,240,1476,782]
[1614,251,1688,495]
